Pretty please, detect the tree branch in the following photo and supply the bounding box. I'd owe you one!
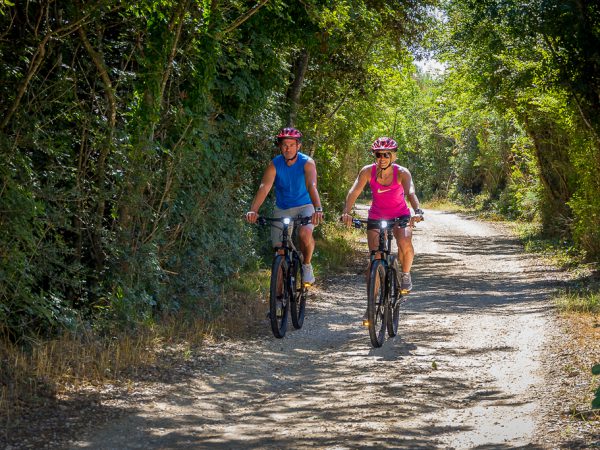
[0,13,95,130]
[217,0,270,37]
[77,26,117,130]
[160,0,190,102]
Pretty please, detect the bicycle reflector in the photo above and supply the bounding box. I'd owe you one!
[283,217,291,225]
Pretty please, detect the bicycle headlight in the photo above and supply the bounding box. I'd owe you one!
[381,220,388,228]
[283,217,291,225]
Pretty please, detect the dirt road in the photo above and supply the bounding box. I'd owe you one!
[71,209,561,449]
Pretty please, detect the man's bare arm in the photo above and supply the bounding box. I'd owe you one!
[245,162,276,223]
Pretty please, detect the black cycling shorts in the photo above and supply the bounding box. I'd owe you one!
[366,215,410,230]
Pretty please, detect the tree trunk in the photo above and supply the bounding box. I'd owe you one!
[523,113,576,237]
[286,49,309,127]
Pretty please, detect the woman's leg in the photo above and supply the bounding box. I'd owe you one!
[394,225,414,273]
[394,225,414,292]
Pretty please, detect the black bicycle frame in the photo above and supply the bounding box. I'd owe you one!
[259,215,312,266]
[354,217,408,267]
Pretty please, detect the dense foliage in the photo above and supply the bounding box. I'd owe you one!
[1,0,599,339]
[433,0,600,253]
[0,0,434,338]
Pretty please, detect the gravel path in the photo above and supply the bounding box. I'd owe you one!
[67,209,568,449]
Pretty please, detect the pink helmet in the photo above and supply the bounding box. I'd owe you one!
[277,127,302,142]
[371,137,398,152]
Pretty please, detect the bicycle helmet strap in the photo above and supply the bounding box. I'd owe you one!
[376,163,391,179]
[285,151,299,163]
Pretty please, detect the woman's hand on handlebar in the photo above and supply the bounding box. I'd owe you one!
[341,212,353,227]
[410,208,424,227]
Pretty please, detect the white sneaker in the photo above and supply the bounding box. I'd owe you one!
[302,264,315,285]
[400,272,412,293]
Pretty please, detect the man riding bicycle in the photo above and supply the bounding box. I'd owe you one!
[341,137,423,293]
[245,127,323,285]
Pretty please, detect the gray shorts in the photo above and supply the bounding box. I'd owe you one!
[271,204,315,246]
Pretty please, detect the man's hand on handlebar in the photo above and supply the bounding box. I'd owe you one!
[245,211,258,224]
[312,208,324,226]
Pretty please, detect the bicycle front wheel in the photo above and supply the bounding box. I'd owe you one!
[387,255,400,337]
[367,260,388,348]
[290,255,306,329]
[269,255,289,338]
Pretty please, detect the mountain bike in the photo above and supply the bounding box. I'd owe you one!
[257,216,311,338]
[352,217,410,347]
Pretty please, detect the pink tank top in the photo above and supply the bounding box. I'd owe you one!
[369,164,411,220]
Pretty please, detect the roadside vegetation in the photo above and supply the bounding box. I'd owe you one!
[0,222,360,426]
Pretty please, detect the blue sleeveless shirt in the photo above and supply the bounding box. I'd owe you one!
[273,152,312,209]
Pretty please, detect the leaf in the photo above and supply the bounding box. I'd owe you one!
[592,396,600,410]
[592,364,600,375]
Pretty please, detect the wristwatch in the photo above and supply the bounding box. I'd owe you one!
[415,208,424,215]
[315,207,323,213]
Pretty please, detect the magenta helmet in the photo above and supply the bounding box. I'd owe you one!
[371,137,398,152]
[277,127,302,142]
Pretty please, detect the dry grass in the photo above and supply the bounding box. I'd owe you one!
[216,268,271,336]
[554,289,600,314]
[0,226,356,427]
[422,198,469,213]
[558,312,600,410]
[314,222,363,273]
[0,269,271,423]
[0,318,209,416]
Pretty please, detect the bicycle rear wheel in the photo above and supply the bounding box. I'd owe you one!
[367,260,388,347]
[387,255,400,337]
[269,255,289,338]
[290,255,306,329]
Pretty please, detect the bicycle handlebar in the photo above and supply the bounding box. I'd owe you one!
[257,216,313,226]
[350,216,413,229]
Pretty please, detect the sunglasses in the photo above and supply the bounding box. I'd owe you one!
[374,152,392,159]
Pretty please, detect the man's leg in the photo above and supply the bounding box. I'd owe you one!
[298,224,315,264]
[299,224,316,284]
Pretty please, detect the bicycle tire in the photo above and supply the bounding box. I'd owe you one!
[387,255,400,337]
[290,255,306,329]
[269,255,289,338]
[367,260,388,347]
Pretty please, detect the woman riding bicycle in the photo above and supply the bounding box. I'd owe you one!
[341,137,423,293]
